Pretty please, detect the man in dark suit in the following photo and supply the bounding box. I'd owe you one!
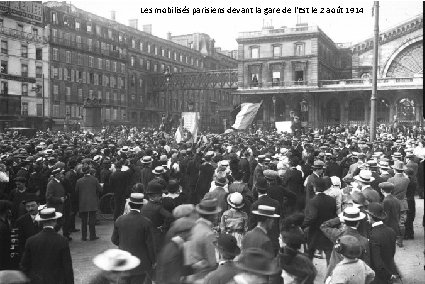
[238,151,251,184]
[243,204,280,257]
[304,160,325,206]
[16,195,42,254]
[281,156,305,211]
[195,151,215,203]
[20,208,74,284]
[0,200,12,270]
[75,165,102,241]
[325,156,343,179]
[112,193,156,284]
[62,159,79,240]
[204,233,241,284]
[365,202,400,284]
[140,156,154,191]
[109,160,133,220]
[302,177,337,264]
[265,170,296,218]
[46,167,66,214]
[249,177,281,255]
[380,182,401,237]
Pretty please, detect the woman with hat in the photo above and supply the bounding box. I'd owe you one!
[327,235,375,284]
[220,192,248,247]
[89,249,140,284]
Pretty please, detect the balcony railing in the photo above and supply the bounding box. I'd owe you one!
[0,26,47,44]
[238,26,319,39]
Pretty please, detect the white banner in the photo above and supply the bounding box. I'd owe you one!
[232,101,262,130]
[182,112,200,142]
[275,121,292,133]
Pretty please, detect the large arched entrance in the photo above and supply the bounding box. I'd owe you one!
[348,98,365,122]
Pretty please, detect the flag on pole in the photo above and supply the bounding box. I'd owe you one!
[232,101,263,130]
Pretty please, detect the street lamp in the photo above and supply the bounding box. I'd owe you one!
[272,95,276,123]
[300,98,309,126]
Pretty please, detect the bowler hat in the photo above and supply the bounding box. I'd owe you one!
[234,248,280,276]
[255,177,268,192]
[195,198,221,215]
[365,202,387,220]
[146,181,164,195]
[166,179,181,194]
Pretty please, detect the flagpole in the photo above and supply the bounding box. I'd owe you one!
[370,1,379,142]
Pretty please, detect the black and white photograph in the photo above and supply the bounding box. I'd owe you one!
[0,0,423,283]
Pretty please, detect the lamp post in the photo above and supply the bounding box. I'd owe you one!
[272,95,276,123]
[300,98,309,127]
[164,67,172,124]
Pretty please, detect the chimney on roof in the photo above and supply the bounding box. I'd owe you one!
[111,11,116,21]
[129,19,138,30]
[166,32,172,40]
[143,24,152,34]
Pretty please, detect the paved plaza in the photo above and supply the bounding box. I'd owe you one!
[71,198,425,284]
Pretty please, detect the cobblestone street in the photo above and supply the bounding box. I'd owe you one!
[71,198,425,284]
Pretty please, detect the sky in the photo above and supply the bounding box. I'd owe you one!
[66,0,423,50]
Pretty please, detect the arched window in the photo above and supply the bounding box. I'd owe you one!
[396,98,415,121]
[348,99,365,121]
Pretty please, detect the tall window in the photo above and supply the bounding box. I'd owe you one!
[248,65,260,86]
[21,102,28,116]
[75,20,80,30]
[52,48,58,60]
[66,51,71,63]
[0,81,8,95]
[36,104,42,116]
[21,45,28,58]
[21,64,28,77]
[53,85,59,101]
[32,28,38,36]
[1,40,7,54]
[36,66,42,78]
[295,43,305,56]
[36,48,42,60]
[1,61,7,73]
[88,56,94,67]
[51,12,57,24]
[22,83,28,96]
[66,87,71,101]
[250,46,259,59]
[273,45,281,57]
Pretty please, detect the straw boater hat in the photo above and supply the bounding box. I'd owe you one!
[128,193,146,205]
[35,208,62,222]
[338,206,366,222]
[152,166,166,175]
[227,192,244,209]
[196,198,221,215]
[354,170,375,183]
[93,249,140,272]
[140,156,153,164]
[392,161,407,171]
[252,205,280,218]
[378,160,390,169]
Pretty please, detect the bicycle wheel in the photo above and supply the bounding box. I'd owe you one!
[98,193,114,221]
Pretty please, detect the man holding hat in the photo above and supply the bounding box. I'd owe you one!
[204,233,241,284]
[365,202,400,284]
[111,193,156,284]
[20,207,74,284]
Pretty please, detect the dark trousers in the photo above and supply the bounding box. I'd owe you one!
[80,211,96,239]
[122,273,146,284]
[113,195,126,221]
[62,198,71,236]
[405,198,416,237]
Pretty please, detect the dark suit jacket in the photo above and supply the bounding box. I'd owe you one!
[63,170,78,211]
[111,210,156,274]
[46,179,65,213]
[20,227,74,284]
[369,223,398,284]
[282,168,305,211]
[0,217,11,270]
[268,184,297,214]
[196,162,215,199]
[302,193,336,251]
[109,169,132,198]
[204,261,240,284]
[75,174,102,212]
[383,195,401,235]
[242,226,274,256]
[16,213,41,254]
[325,162,343,178]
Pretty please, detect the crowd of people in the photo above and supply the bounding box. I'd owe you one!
[0,123,424,284]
